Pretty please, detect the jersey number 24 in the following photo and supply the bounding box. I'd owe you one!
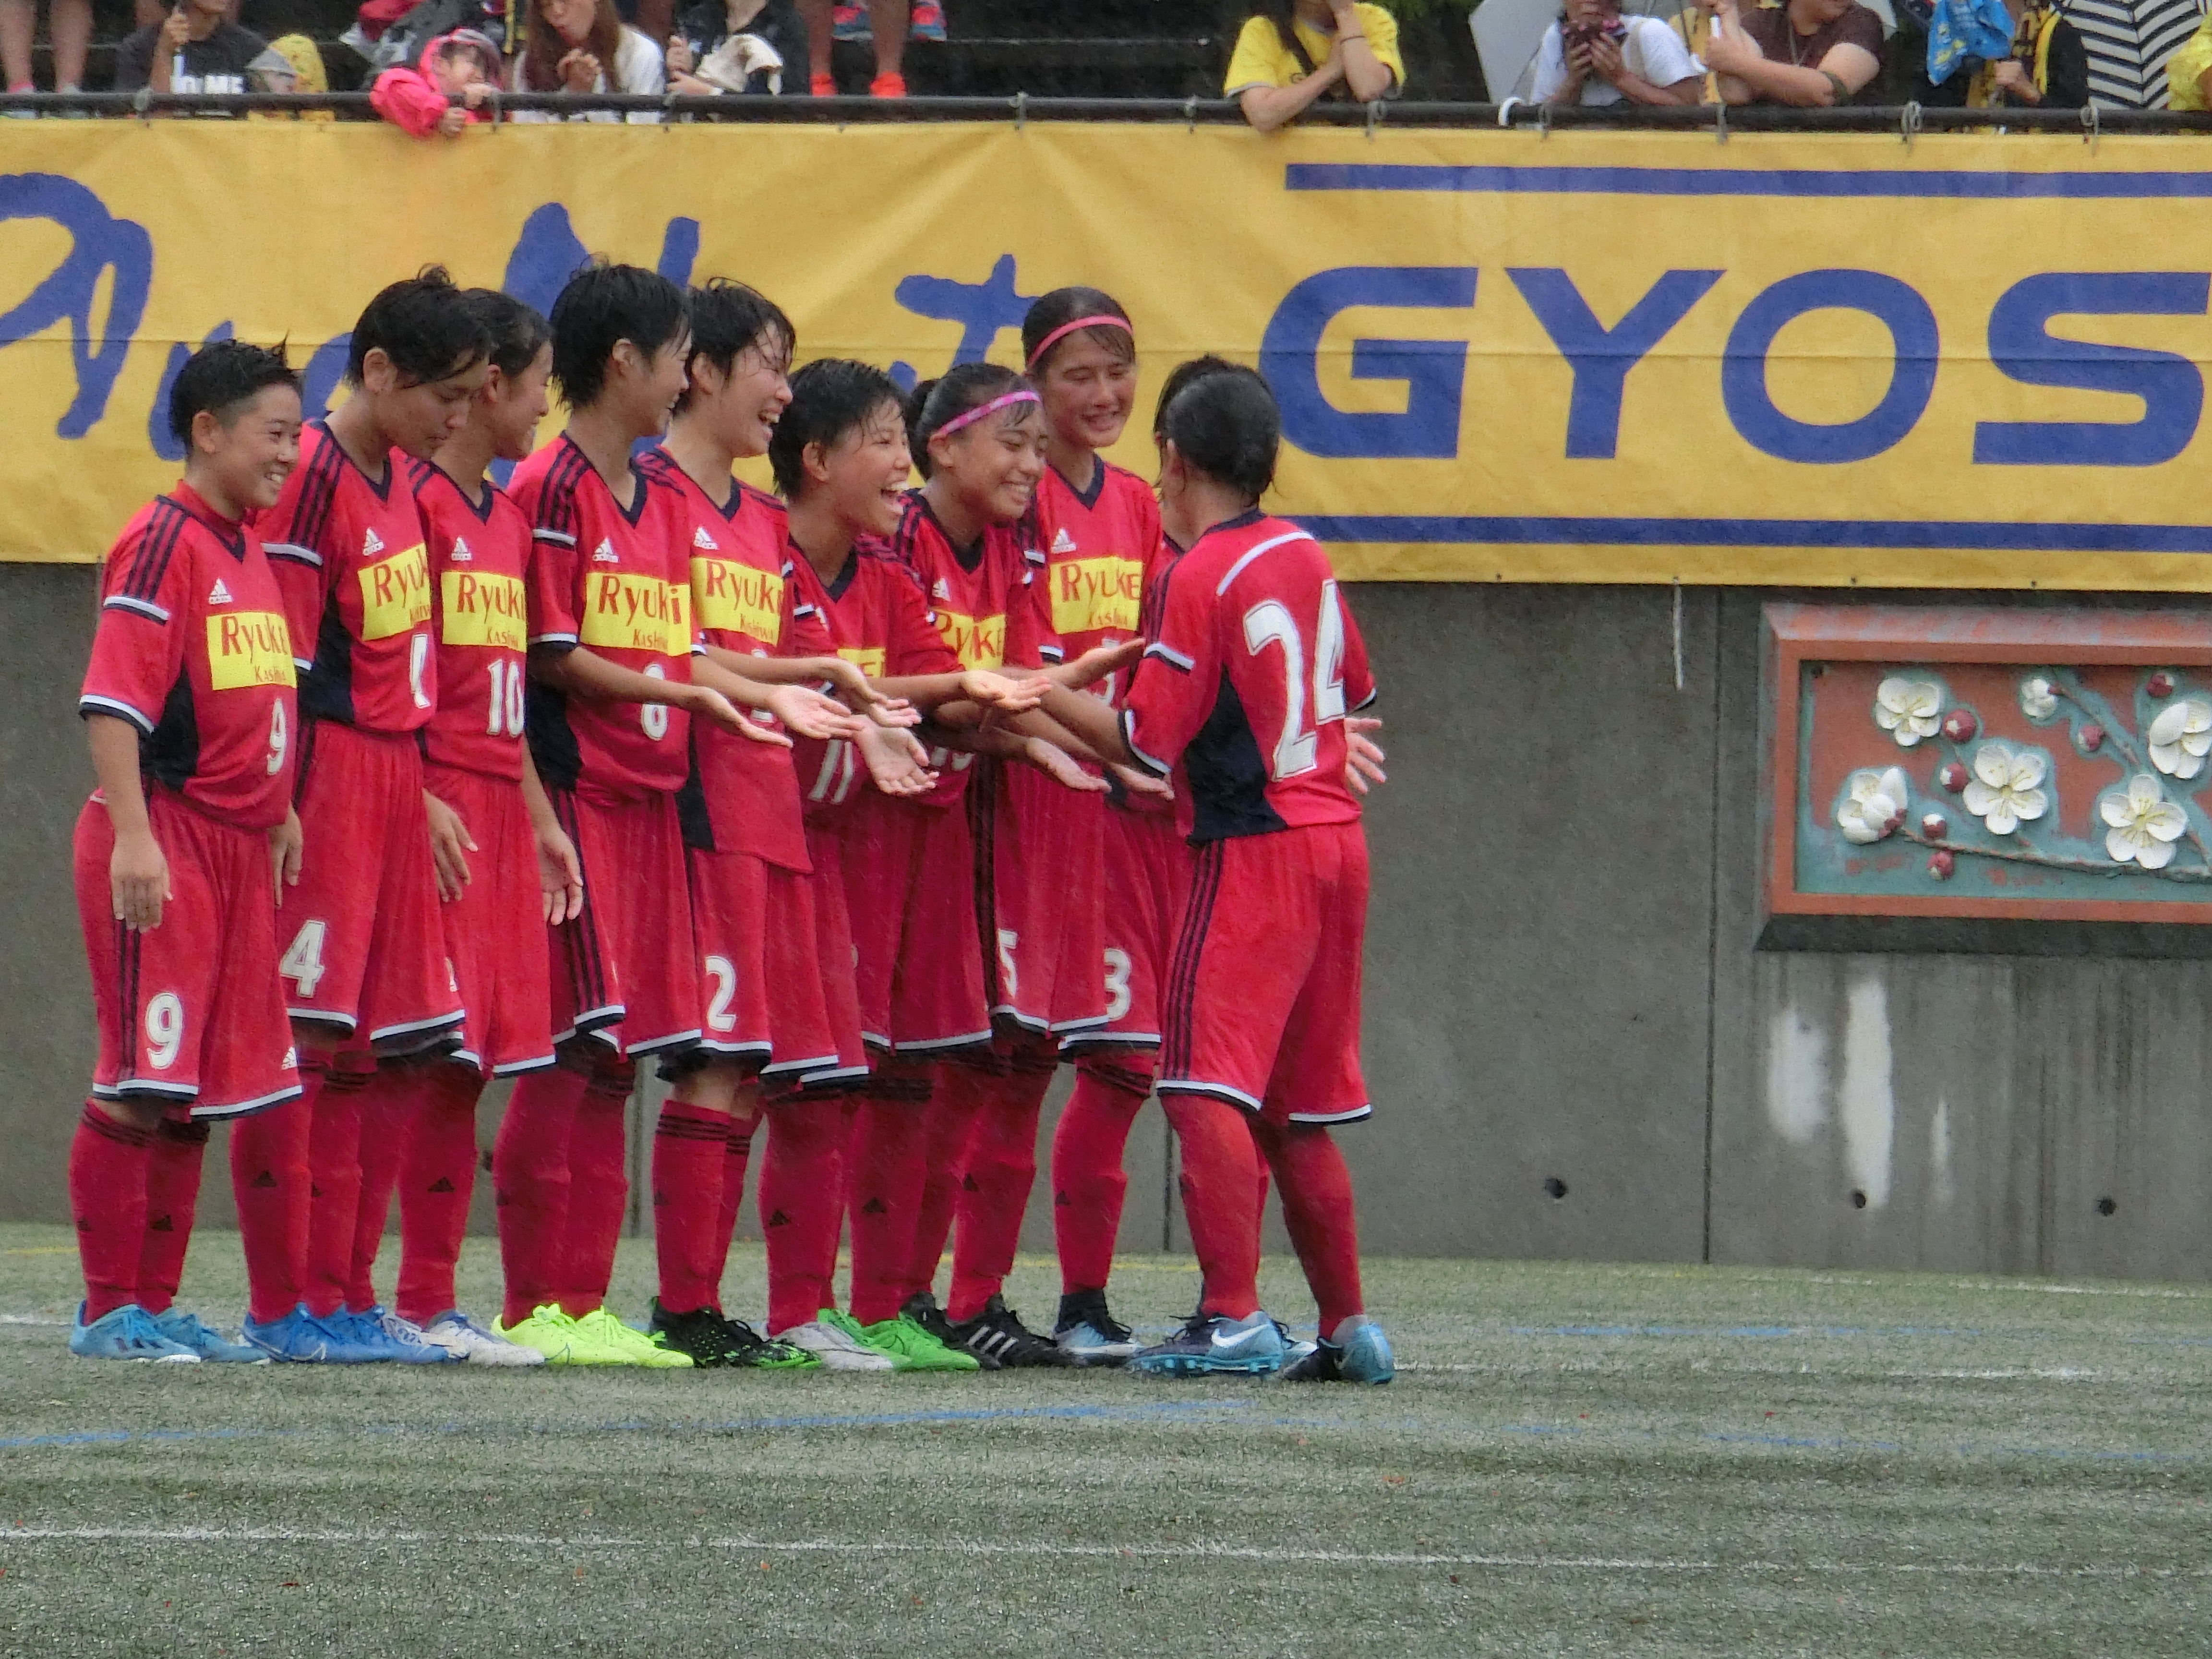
[1242,578,1347,781]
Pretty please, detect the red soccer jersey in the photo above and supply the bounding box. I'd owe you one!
[260,421,435,734]
[409,459,533,782]
[81,483,300,830]
[1121,511,1376,845]
[511,434,697,802]
[1109,529,1187,823]
[641,447,834,871]
[791,535,959,820]
[891,494,1046,806]
[1031,460,1160,701]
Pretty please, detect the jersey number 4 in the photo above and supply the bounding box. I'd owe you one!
[1242,579,1346,781]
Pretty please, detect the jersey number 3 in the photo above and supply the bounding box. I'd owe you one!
[1242,579,1346,781]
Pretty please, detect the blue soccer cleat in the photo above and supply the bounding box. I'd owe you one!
[1278,1314,1395,1384]
[1053,1289,1141,1367]
[1127,1310,1287,1377]
[349,1307,460,1364]
[150,1307,269,1363]
[242,1304,372,1363]
[69,1302,201,1363]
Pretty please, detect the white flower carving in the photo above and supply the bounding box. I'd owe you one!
[2100,773,2188,871]
[2019,675,2058,720]
[1961,742,2048,836]
[2147,697,2212,780]
[1837,766,1911,845]
[1874,677,1943,747]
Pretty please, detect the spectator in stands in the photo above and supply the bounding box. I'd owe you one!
[1533,0,1706,104]
[372,26,498,132]
[510,0,665,119]
[666,0,802,93]
[1917,0,2087,106]
[2164,6,2212,106]
[1227,0,1402,131]
[1,0,87,100]
[113,0,268,94]
[1703,0,1883,104]
[794,0,907,96]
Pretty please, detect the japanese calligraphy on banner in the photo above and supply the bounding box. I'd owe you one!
[9,120,2212,587]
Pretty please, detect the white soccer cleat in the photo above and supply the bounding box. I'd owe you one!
[775,1313,895,1371]
[425,1310,546,1366]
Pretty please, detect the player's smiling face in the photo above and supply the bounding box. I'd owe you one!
[816,398,912,538]
[700,339,792,460]
[1039,334,1136,455]
[634,332,692,438]
[202,383,304,516]
[484,343,554,463]
[932,405,1047,526]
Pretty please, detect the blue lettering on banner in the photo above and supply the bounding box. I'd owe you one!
[0,173,153,438]
[1508,268,1723,460]
[890,252,1037,391]
[500,202,699,323]
[1722,270,1939,465]
[1973,272,2209,468]
[147,321,232,462]
[1260,266,1478,460]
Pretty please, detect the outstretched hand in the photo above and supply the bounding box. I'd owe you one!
[1345,714,1387,795]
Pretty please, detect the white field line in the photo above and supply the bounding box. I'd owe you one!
[1,1525,2206,1579]
[0,1314,69,1326]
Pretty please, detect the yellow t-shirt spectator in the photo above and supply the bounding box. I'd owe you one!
[1224,4,1405,97]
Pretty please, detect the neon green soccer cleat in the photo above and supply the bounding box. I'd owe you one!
[573,1306,695,1368]
[494,1305,628,1365]
[854,1310,982,1372]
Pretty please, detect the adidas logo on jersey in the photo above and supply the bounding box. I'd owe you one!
[207,578,233,605]
[933,577,951,601]
[362,527,385,557]
[592,539,620,564]
[1052,529,1077,553]
[693,527,719,551]
[450,537,472,563]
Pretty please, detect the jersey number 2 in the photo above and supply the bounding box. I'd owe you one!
[1242,579,1346,781]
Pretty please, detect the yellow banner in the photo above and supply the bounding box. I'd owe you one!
[11,121,2212,588]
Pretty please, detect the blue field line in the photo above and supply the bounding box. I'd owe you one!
[1284,162,2212,201]
[0,1399,1253,1454]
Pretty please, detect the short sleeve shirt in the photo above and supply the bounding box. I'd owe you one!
[1530,13,1704,103]
[258,421,436,734]
[1121,511,1376,845]
[1030,460,1160,705]
[112,20,269,92]
[1224,3,1404,95]
[1736,0,1884,98]
[410,459,533,782]
[511,434,697,803]
[82,483,299,830]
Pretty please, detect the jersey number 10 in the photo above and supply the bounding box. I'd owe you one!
[1243,578,1347,781]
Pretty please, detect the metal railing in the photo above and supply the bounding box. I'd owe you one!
[7,89,2212,131]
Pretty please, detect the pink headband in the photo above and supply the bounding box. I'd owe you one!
[934,388,1039,441]
[1025,314,1133,369]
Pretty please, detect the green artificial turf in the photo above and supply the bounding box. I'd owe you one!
[2,1223,2208,1656]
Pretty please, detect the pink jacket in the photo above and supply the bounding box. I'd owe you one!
[371,64,483,134]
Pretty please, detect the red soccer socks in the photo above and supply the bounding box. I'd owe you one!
[560,1064,634,1316]
[492,1061,586,1327]
[69,1102,154,1322]
[758,1099,847,1334]
[301,1059,374,1318]
[844,1066,932,1325]
[231,1083,315,1324]
[136,1115,210,1315]
[948,1058,1054,1323]
[1160,1092,1262,1321]
[1252,1118,1365,1333]
[394,1064,484,1325]
[651,1097,731,1316]
[1051,1060,1151,1296]
[709,1114,756,1294]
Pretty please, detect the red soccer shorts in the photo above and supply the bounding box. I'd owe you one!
[687,846,841,1080]
[1062,803,1192,1059]
[793,824,868,1092]
[76,791,301,1119]
[1156,820,1371,1127]
[976,759,1108,1040]
[283,721,463,1052]
[830,792,988,1055]
[548,788,701,1058]
[425,763,556,1079]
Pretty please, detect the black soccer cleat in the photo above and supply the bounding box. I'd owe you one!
[952,1294,1078,1369]
[648,1299,812,1369]
[1053,1288,1140,1367]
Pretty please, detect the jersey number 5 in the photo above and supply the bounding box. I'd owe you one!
[1242,579,1346,781]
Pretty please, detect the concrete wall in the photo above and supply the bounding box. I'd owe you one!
[7,566,2209,1284]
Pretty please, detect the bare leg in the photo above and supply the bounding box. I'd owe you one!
[796,0,832,86]
[1,0,37,89]
[867,0,905,82]
[48,0,85,86]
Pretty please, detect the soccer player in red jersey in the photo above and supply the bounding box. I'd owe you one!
[1041,363,1397,1383]
[239,271,491,1365]
[68,341,306,1363]
[637,280,919,1368]
[497,262,864,1368]
[371,289,580,1366]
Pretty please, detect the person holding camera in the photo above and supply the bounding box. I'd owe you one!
[1531,0,1706,105]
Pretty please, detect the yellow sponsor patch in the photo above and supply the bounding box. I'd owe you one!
[440,571,528,650]
[933,608,1004,672]
[1049,555,1143,638]
[205,610,297,689]
[692,556,783,645]
[357,541,432,641]
[580,571,691,656]
[839,645,887,680]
